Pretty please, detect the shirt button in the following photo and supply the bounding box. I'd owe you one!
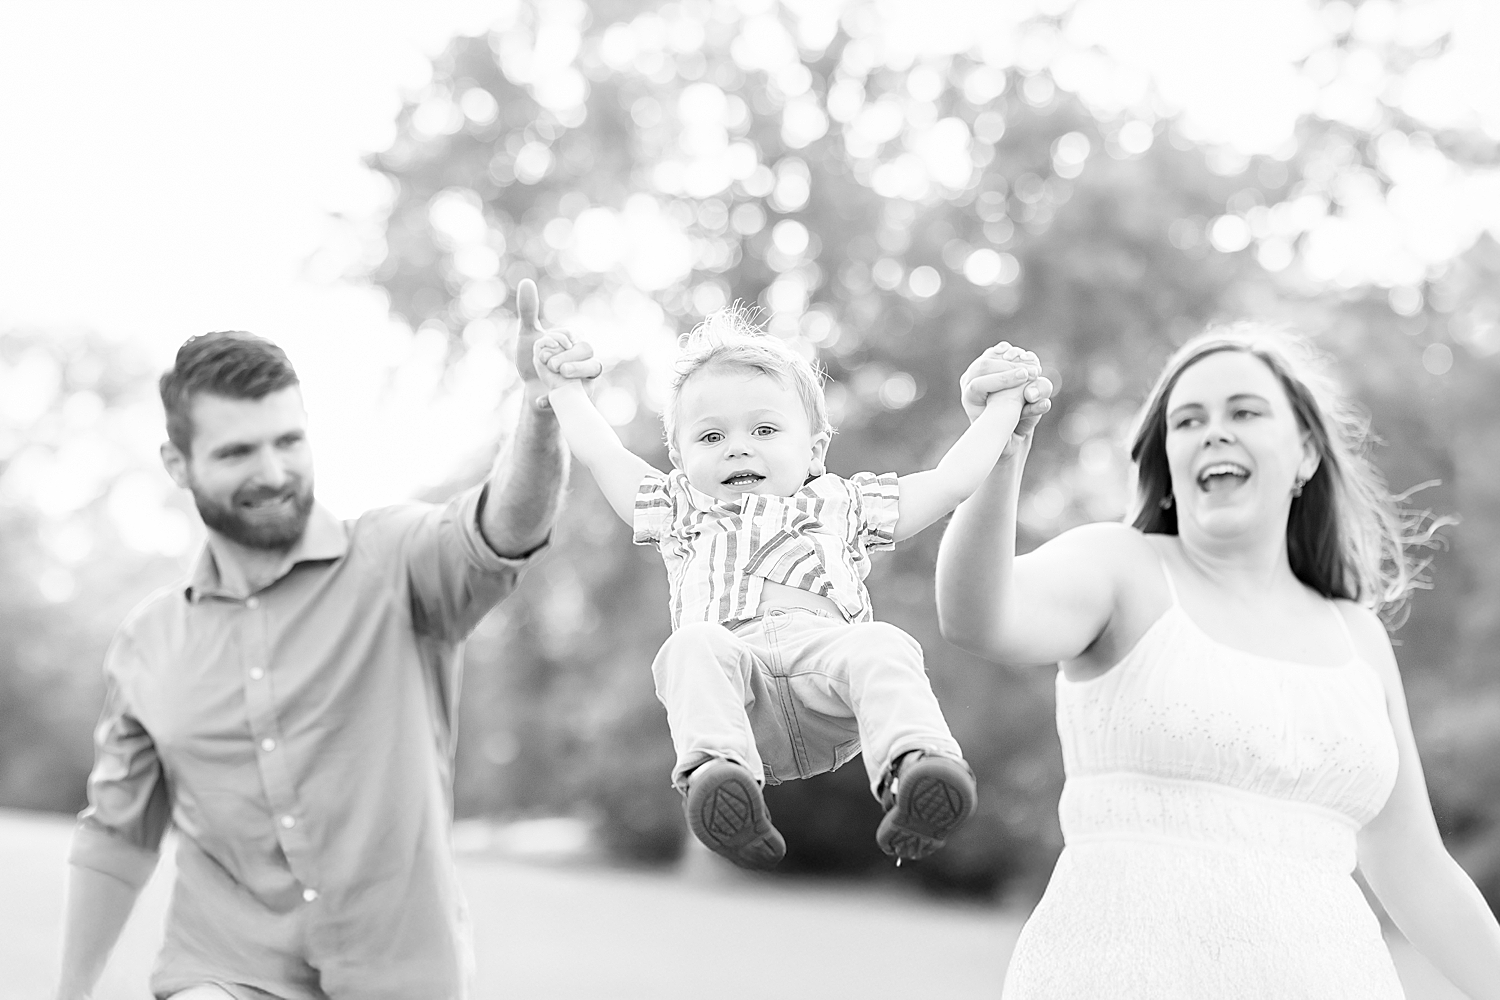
[280,815,296,829]
[246,597,259,609]
[260,738,276,752]
[249,668,265,681]
[303,888,319,902]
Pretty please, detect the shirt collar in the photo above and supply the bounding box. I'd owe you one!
[677,471,830,514]
[680,473,735,513]
[185,503,349,602]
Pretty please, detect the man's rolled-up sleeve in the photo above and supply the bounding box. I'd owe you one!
[404,482,545,641]
[68,635,170,890]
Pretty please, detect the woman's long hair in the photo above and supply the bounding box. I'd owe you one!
[1127,322,1437,620]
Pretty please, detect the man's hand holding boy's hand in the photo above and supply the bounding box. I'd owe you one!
[514,278,601,407]
[531,331,596,392]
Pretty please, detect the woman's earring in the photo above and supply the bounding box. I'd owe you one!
[1291,477,1306,498]
[1159,494,1174,510]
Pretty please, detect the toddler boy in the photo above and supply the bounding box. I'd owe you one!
[535,310,1038,868]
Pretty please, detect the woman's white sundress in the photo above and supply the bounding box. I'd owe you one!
[1001,563,1406,998]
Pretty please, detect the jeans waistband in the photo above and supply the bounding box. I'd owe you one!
[726,606,838,632]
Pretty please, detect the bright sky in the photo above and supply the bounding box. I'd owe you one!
[2,0,1496,523]
[0,1,504,517]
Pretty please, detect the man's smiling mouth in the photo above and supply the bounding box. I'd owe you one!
[240,491,295,511]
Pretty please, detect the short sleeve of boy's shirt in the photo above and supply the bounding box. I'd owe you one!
[849,471,900,554]
[632,468,679,545]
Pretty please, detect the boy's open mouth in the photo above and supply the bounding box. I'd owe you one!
[722,472,765,489]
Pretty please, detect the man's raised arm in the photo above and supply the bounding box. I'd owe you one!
[478,278,602,558]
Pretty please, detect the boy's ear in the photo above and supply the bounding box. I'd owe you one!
[808,432,831,478]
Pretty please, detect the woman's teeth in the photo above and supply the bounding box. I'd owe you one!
[1197,463,1250,492]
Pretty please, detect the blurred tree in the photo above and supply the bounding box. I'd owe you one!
[0,329,191,812]
[361,0,1500,901]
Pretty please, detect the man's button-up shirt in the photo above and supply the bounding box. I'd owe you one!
[69,484,538,995]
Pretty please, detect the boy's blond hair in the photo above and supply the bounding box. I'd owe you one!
[664,305,832,453]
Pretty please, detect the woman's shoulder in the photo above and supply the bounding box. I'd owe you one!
[1022,521,1171,605]
[1331,597,1401,690]
[1043,520,1164,567]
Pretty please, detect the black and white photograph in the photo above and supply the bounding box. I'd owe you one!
[1,1,1498,997]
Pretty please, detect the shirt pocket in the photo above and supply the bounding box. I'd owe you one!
[747,531,824,589]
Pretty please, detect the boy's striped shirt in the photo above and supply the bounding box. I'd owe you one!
[633,468,899,630]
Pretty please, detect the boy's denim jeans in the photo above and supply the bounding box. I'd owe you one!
[651,607,965,800]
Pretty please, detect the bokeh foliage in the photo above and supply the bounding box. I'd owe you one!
[4,0,1498,904]
[0,331,190,811]
[355,0,1500,898]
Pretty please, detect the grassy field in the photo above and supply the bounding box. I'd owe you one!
[2,809,1466,999]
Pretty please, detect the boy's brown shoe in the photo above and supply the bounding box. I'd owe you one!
[876,753,977,862]
[685,759,786,870]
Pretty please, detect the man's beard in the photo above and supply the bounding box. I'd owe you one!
[191,477,315,552]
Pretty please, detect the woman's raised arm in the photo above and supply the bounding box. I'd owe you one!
[935,348,1124,667]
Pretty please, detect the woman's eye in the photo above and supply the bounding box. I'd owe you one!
[1233,408,1258,420]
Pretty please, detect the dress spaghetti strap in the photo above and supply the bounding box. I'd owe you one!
[1157,552,1183,608]
[1327,599,1359,661]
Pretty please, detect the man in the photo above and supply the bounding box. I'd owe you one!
[55,281,598,1000]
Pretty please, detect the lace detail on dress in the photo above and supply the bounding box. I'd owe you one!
[1060,772,1358,868]
[1001,573,1405,999]
[1056,607,1398,827]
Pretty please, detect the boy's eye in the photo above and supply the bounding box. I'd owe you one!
[700,431,722,444]
[753,425,777,436]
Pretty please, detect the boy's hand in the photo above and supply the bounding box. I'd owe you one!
[963,342,1039,418]
[531,330,594,391]
[961,342,1054,458]
[513,278,601,407]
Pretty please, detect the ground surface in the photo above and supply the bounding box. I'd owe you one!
[2,809,1466,999]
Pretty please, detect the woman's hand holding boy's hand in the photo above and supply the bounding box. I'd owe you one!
[961,342,1054,459]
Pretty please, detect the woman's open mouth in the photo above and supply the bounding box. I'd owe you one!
[1196,462,1250,493]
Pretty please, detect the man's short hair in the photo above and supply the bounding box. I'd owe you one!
[160,331,299,455]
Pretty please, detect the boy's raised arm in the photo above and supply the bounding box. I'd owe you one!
[891,352,1039,542]
[534,339,656,525]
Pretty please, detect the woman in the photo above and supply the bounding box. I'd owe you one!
[937,324,1500,998]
